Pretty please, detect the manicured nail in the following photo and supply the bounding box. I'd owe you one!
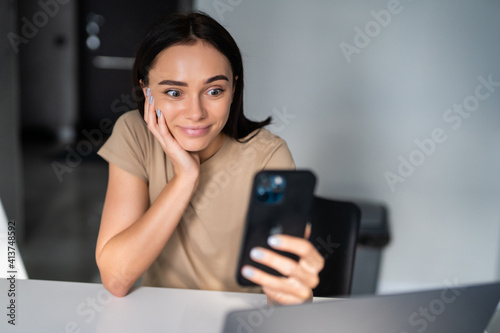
[250,248,264,260]
[146,87,150,96]
[149,95,153,104]
[157,109,161,118]
[268,236,281,247]
[242,267,255,278]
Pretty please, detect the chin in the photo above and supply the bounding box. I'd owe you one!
[177,138,210,153]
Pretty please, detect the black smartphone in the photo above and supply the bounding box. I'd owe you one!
[236,169,317,286]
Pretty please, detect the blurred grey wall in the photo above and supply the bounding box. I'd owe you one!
[196,0,500,292]
[0,0,24,242]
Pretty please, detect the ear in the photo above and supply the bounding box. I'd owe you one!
[139,79,148,96]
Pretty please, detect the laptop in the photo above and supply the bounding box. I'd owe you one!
[222,281,500,333]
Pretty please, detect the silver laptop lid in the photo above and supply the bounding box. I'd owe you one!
[222,282,500,333]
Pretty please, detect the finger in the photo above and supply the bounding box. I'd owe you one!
[156,108,169,137]
[242,265,312,302]
[249,247,297,277]
[268,235,325,275]
[144,92,153,124]
[249,247,320,289]
[304,222,311,239]
[147,95,157,128]
[143,87,152,123]
[156,109,179,151]
[146,96,163,144]
[263,286,312,305]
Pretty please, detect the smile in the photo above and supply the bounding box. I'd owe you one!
[179,125,211,137]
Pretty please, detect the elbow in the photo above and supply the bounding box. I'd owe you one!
[96,256,132,298]
[100,272,132,298]
[104,281,129,298]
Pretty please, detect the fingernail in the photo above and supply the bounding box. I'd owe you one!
[250,248,264,260]
[242,267,255,278]
[268,236,281,247]
[146,87,150,96]
[157,109,161,118]
[149,95,153,105]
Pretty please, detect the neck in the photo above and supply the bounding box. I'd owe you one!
[198,133,225,163]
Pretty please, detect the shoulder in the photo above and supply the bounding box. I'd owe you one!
[113,110,147,133]
[102,109,155,160]
[110,110,153,144]
[233,128,295,169]
[242,128,287,147]
[98,110,153,182]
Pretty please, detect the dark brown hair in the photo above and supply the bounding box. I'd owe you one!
[131,11,271,140]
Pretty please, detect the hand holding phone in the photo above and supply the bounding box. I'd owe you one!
[236,170,316,286]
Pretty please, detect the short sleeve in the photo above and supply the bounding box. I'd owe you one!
[97,110,149,182]
[263,140,296,170]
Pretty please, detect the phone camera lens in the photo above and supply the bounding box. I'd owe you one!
[257,186,265,195]
[257,192,269,203]
[270,175,285,192]
[256,174,286,204]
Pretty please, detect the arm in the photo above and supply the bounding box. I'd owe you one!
[95,162,197,297]
[96,89,200,297]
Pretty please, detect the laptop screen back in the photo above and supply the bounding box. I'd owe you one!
[222,282,500,333]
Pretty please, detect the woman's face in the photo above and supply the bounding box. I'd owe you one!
[145,41,235,160]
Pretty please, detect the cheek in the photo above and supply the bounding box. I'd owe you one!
[206,98,232,121]
[158,99,184,118]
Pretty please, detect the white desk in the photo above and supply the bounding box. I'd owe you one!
[1,278,499,332]
[0,278,270,332]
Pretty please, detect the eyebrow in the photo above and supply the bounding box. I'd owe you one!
[205,75,229,84]
[158,75,229,87]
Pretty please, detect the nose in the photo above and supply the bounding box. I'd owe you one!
[184,95,206,121]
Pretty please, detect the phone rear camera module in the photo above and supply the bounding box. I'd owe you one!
[271,175,284,190]
[256,186,269,202]
[255,174,286,204]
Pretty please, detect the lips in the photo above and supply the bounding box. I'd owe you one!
[178,125,211,137]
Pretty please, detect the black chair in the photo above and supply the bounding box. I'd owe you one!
[310,196,361,297]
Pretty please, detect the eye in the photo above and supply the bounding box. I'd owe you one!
[165,90,182,98]
[207,88,224,97]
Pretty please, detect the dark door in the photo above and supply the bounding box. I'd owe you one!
[78,0,188,135]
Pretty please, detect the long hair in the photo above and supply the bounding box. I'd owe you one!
[131,12,271,140]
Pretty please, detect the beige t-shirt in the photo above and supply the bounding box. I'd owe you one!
[97,110,295,293]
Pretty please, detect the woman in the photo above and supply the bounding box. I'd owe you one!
[96,12,324,305]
